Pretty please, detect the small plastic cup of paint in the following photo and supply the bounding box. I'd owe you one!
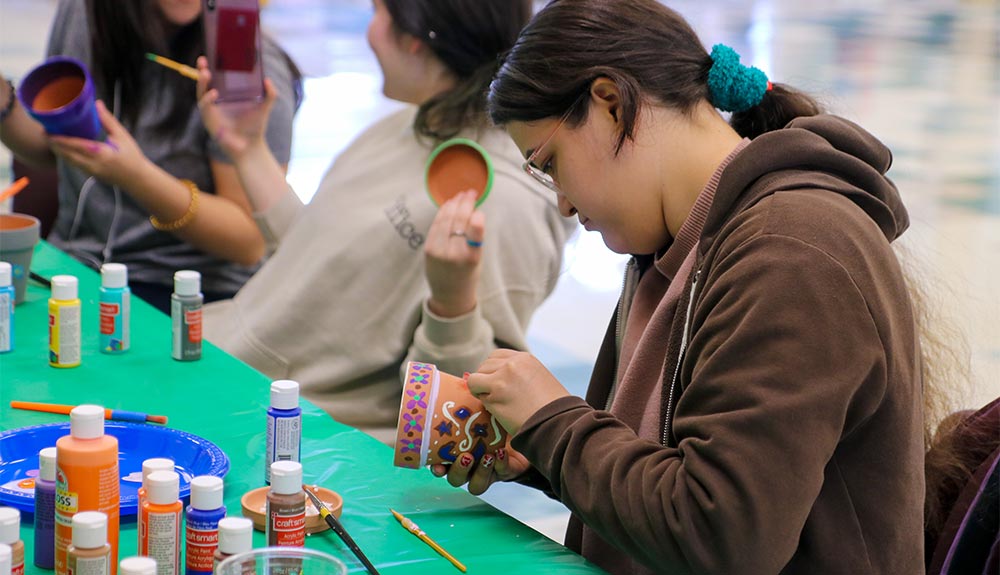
[18,56,102,140]
[425,138,493,207]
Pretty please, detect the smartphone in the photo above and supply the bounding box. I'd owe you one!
[202,0,265,103]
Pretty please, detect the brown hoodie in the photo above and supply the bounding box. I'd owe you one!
[513,115,924,574]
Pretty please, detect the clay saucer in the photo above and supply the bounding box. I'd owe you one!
[240,485,343,534]
[425,138,493,207]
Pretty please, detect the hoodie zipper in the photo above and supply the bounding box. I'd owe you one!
[662,267,701,447]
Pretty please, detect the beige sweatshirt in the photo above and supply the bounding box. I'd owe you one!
[203,107,574,443]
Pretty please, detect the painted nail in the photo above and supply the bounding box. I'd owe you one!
[481,454,494,469]
[86,143,100,153]
[497,448,506,461]
[459,454,474,468]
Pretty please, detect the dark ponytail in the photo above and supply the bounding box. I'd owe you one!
[729,83,822,139]
[489,0,822,143]
[383,0,531,142]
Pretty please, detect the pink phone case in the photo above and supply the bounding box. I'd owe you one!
[202,0,265,103]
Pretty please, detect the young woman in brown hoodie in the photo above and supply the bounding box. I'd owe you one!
[437,1,926,573]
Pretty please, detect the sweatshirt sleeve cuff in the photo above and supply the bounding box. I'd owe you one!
[512,396,592,452]
[420,299,484,347]
[253,190,304,250]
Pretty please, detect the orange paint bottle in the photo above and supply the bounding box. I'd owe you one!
[136,459,174,557]
[55,405,120,575]
[140,471,182,575]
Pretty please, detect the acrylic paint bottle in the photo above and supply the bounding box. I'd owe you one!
[265,461,305,548]
[34,447,57,569]
[212,517,253,575]
[55,405,120,575]
[265,380,301,485]
[99,263,130,354]
[0,507,24,575]
[140,471,182,575]
[49,275,81,368]
[184,476,225,575]
[67,511,112,575]
[171,271,202,361]
[136,459,174,555]
[0,262,14,353]
[119,557,157,575]
[1,543,11,575]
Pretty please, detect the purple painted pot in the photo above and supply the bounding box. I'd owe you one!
[18,56,101,140]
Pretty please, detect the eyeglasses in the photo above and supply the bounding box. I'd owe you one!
[522,94,585,193]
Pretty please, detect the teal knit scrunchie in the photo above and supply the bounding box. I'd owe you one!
[707,44,770,113]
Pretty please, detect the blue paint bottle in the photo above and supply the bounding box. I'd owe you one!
[99,263,130,353]
[265,380,301,485]
[184,476,225,575]
[0,262,13,353]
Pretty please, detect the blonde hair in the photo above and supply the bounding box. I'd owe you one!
[896,243,977,545]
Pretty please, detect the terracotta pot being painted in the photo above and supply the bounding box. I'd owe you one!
[0,213,41,304]
[18,56,102,140]
[394,362,507,469]
[425,138,493,207]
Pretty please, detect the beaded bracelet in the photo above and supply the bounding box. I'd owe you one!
[0,78,16,124]
[150,179,200,231]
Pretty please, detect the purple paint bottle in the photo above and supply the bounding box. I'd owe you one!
[34,447,57,569]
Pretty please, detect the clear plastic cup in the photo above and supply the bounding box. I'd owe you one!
[215,547,348,575]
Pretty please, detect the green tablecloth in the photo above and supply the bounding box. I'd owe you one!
[1,243,605,574]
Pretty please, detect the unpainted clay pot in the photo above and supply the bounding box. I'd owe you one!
[394,361,507,469]
[240,485,342,534]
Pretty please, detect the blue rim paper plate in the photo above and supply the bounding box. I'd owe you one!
[0,422,229,515]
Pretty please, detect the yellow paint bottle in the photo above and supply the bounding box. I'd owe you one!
[49,275,81,368]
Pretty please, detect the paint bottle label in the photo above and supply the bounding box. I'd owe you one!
[184,522,218,574]
[67,554,109,575]
[49,301,81,367]
[142,510,180,575]
[266,503,305,547]
[35,482,57,569]
[0,288,12,353]
[171,297,202,361]
[265,414,301,484]
[99,287,130,353]
[55,459,119,575]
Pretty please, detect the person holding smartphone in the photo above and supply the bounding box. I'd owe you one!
[0,0,301,312]
[196,0,576,444]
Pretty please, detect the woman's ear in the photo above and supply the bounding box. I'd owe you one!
[404,33,427,56]
[590,78,622,124]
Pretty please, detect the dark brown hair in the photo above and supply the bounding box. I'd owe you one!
[87,0,301,137]
[488,0,821,147]
[382,0,531,142]
[87,0,203,135]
